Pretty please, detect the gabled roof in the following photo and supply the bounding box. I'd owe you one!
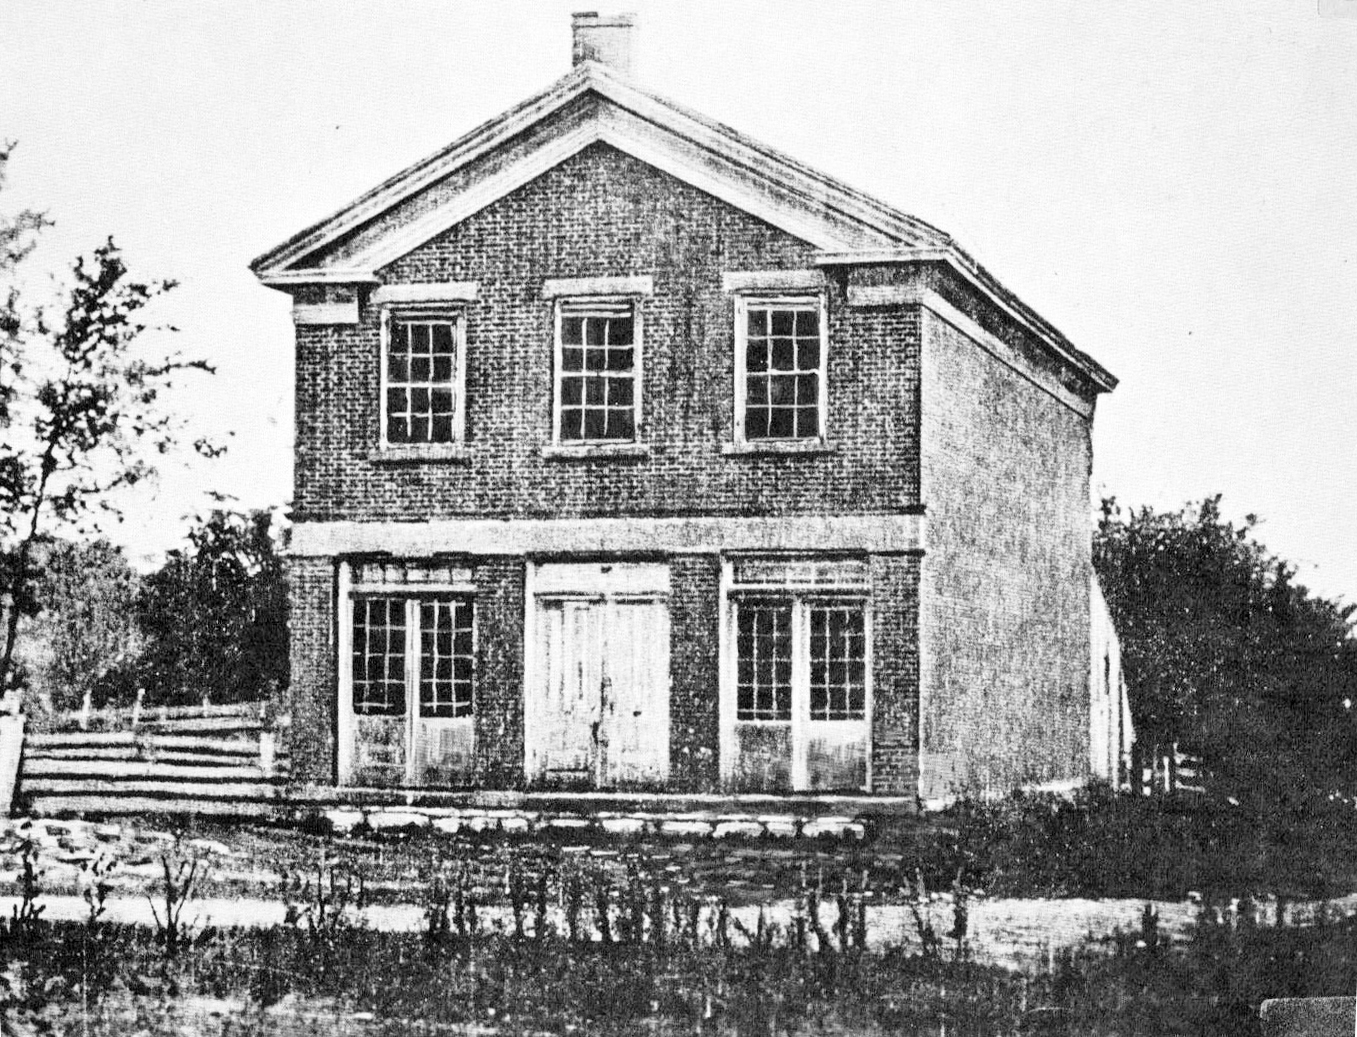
[252,61,1116,393]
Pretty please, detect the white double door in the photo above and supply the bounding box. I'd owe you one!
[526,563,670,788]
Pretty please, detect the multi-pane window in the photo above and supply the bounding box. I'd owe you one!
[418,599,474,718]
[736,603,793,720]
[808,606,867,721]
[352,598,407,716]
[352,596,474,717]
[739,299,824,441]
[734,598,867,723]
[385,315,461,444]
[556,300,638,442]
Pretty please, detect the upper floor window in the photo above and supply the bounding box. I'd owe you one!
[382,310,465,445]
[554,299,640,443]
[735,296,826,443]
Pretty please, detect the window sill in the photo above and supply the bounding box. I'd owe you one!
[368,443,471,464]
[541,443,651,460]
[720,440,837,457]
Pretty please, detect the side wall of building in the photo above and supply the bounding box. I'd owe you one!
[918,307,1095,801]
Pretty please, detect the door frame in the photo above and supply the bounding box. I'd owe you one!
[718,555,874,792]
[523,560,671,787]
[335,559,478,787]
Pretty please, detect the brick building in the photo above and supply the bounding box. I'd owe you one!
[252,14,1128,807]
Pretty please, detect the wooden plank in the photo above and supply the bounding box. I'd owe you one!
[26,732,137,748]
[28,752,265,771]
[27,747,261,765]
[45,701,263,729]
[25,746,141,761]
[141,702,263,719]
[21,760,269,781]
[135,718,263,733]
[24,795,282,818]
[21,779,282,799]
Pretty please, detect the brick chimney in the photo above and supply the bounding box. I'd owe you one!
[572,12,637,77]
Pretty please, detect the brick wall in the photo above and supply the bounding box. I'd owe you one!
[291,143,922,524]
[917,308,1094,800]
[667,555,721,791]
[471,557,526,787]
[287,557,336,785]
[870,553,922,795]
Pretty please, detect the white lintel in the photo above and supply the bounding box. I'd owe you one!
[721,270,824,293]
[541,275,654,299]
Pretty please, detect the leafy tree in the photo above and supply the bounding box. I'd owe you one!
[137,508,287,706]
[21,538,140,714]
[0,141,213,695]
[1094,495,1357,806]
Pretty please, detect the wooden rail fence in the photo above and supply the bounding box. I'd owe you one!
[1133,742,1206,796]
[18,701,290,818]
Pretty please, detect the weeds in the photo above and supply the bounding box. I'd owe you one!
[10,835,44,942]
[147,851,206,958]
[282,852,366,934]
[80,854,115,930]
[2,833,1355,1036]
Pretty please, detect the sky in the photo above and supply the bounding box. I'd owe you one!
[1,0,1355,602]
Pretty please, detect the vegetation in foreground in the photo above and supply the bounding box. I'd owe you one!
[1,858,1355,1037]
[928,783,1357,901]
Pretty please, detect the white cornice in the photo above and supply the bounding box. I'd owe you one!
[259,269,379,288]
[314,114,876,276]
[250,64,929,282]
[824,248,1116,394]
[895,288,1094,419]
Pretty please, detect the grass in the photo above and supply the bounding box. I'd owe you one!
[8,789,1357,1035]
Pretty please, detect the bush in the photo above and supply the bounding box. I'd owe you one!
[915,784,1357,900]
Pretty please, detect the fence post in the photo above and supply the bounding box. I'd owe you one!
[131,688,144,730]
[259,729,275,778]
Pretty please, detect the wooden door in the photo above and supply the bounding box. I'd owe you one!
[531,598,604,785]
[599,599,670,787]
[527,565,671,789]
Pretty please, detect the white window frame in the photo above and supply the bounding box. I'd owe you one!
[718,557,872,791]
[378,305,468,449]
[336,560,478,786]
[551,297,643,446]
[733,293,829,445]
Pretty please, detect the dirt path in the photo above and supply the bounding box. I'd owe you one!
[9,889,1353,969]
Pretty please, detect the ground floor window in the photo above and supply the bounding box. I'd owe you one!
[725,557,872,793]
[352,596,474,718]
[735,601,867,723]
[340,561,478,788]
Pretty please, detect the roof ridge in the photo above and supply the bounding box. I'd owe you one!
[585,65,950,249]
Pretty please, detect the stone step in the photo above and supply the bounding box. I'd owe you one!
[323,805,869,841]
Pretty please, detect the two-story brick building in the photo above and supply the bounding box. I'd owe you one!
[252,13,1127,807]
